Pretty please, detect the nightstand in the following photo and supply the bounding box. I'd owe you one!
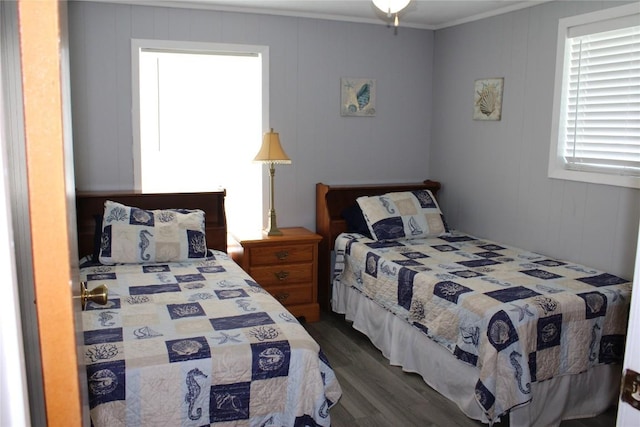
[230,227,322,322]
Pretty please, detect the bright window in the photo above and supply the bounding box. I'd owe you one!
[549,4,640,188]
[132,40,269,234]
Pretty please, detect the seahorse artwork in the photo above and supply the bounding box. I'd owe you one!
[185,368,208,421]
[380,196,395,214]
[509,351,531,394]
[139,230,152,261]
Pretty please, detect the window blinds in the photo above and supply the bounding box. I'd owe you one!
[563,24,640,176]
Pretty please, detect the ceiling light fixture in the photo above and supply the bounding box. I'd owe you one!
[372,0,411,27]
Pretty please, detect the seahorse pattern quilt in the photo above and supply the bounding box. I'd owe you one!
[333,231,631,423]
[81,250,341,427]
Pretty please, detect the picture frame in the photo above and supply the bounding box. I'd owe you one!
[341,78,376,117]
[473,78,504,121]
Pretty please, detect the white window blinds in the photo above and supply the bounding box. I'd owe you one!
[561,24,640,176]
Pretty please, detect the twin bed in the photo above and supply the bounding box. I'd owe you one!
[316,180,631,427]
[76,191,341,426]
[75,183,631,427]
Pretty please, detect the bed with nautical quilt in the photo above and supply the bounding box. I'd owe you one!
[77,191,341,427]
[316,181,631,427]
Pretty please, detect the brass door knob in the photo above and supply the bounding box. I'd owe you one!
[80,281,109,310]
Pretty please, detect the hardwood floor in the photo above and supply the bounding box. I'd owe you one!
[303,311,618,427]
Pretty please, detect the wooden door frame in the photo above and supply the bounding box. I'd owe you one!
[18,0,84,425]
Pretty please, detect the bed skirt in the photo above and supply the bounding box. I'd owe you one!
[332,279,621,427]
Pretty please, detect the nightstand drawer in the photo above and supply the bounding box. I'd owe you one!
[249,263,313,286]
[231,227,321,322]
[249,244,315,266]
[266,284,313,305]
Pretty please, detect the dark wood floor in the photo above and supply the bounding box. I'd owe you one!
[303,311,617,427]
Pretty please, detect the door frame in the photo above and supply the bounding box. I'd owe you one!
[18,0,86,425]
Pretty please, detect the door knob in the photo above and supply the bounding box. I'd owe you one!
[80,281,109,310]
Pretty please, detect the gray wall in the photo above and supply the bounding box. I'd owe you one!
[68,1,434,232]
[69,1,639,280]
[430,0,639,279]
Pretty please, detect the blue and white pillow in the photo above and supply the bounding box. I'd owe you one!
[356,190,447,241]
[98,200,207,264]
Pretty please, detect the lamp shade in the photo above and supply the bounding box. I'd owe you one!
[253,128,292,164]
[372,0,411,15]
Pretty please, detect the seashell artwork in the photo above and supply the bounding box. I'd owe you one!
[258,347,285,371]
[341,78,376,116]
[88,369,118,395]
[473,78,504,121]
[172,339,203,356]
[132,209,152,224]
[489,319,511,345]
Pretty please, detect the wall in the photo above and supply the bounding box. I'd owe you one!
[430,0,639,279]
[69,1,639,280]
[68,1,434,232]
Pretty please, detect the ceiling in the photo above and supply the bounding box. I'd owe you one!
[102,0,554,30]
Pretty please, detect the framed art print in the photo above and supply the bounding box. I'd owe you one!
[473,78,504,121]
[341,78,376,117]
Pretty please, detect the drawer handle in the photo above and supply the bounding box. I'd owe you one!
[274,271,289,281]
[275,292,289,302]
[275,250,289,260]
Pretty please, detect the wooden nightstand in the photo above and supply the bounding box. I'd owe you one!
[230,227,322,322]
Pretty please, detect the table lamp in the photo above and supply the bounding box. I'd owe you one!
[253,128,291,236]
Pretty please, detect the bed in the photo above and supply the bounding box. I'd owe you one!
[76,190,342,427]
[315,181,631,427]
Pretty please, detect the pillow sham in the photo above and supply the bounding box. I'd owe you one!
[98,200,207,264]
[356,190,447,241]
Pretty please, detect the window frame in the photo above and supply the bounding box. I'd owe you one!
[548,3,640,189]
[131,39,270,234]
[131,39,270,190]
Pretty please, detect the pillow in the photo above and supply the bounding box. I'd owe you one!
[341,204,373,238]
[98,200,207,264]
[356,190,447,241]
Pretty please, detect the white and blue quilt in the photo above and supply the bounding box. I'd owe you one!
[333,231,631,423]
[81,250,341,427]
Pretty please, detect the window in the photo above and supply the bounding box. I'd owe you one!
[549,3,639,188]
[132,40,269,234]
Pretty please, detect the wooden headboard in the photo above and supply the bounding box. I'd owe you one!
[76,191,228,259]
[315,180,442,310]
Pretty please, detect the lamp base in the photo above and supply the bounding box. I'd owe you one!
[264,209,283,236]
[264,228,283,236]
